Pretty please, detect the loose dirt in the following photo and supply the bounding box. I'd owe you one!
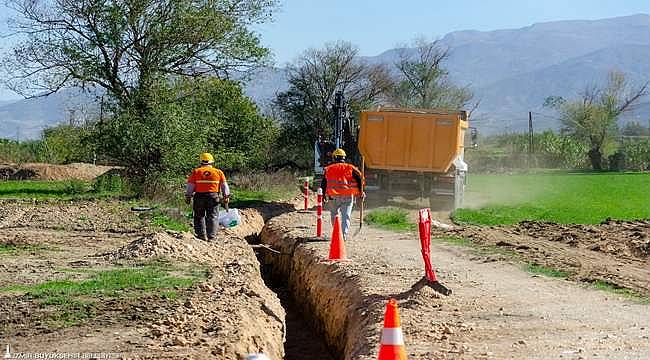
[0,200,286,359]
[261,210,650,359]
[448,220,650,297]
[0,163,115,180]
[2,194,649,360]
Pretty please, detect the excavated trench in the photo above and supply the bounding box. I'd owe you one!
[249,208,383,360]
[240,205,380,360]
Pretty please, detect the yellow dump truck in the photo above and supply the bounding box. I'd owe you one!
[358,108,469,209]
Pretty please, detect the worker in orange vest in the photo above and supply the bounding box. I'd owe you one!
[185,152,230,240]
[320,148,365,240]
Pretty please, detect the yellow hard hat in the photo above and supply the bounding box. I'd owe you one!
[332,148,346,158]
[199,152,214,163]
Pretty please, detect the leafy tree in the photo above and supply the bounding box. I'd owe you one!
[41,125,94,164]
[93,77,276,178]
[3,0,277,176]
[545,71,648,170]
[390,38,474,110]
[273,41,393,167]
[3,0,278,106]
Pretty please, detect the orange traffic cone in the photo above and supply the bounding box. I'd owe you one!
[377,298,407,360]
[328,215,347,260]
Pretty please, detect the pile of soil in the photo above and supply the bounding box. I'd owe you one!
[447,219,650,296]
[0,200,287,360]
[512,220,650,259]
[134,233,286,359]
[105,232,227,264]
[0,162,115,180]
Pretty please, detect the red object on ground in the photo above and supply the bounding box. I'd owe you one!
[377,298,407,360]
[303,180,309,210]
[328,215,347,260]
[418,208,437,282]
[317,188,323,237]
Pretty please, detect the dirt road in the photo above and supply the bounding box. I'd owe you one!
[357,226,650,359]
[264,210,650,359]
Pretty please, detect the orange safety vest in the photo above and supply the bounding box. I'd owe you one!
[187,166,226,193]
[325,162,361,196]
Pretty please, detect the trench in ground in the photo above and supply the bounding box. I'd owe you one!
[245,222,337,359]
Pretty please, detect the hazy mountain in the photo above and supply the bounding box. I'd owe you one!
[3,13,650,139]
[0,89,100,140]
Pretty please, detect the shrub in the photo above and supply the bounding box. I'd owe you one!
[63,179,88,194]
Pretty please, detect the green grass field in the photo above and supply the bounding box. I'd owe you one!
[1,261,208,327]
[0,179,124,199]
[365,207,417,231]
[454,172,650,225]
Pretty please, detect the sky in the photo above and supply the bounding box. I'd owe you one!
[256,0,650,64]
[1,0,650,101]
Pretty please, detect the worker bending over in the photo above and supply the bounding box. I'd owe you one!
[321,148,365,240]
[185,152,230,240]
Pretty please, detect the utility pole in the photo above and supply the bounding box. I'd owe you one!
[528,112,534,155]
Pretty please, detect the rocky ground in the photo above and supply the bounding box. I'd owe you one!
[0,200,286,359]
[261,210,650,359]
[1,196,648,360]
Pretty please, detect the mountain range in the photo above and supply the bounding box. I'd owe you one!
[2,13,650,139]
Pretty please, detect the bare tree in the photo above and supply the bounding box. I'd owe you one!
[390,38,473,110]
[549,71,648,170]
[2,0,278,106]
[275,41,392,141]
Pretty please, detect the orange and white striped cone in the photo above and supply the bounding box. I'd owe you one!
[328,215,348,261]
[377,298,407,360]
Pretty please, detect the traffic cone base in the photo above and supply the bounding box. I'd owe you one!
[328,215,349,261]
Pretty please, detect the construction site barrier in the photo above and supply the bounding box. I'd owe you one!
[317,187,323,237]
[417,208,452,295]
[303,180,309,210]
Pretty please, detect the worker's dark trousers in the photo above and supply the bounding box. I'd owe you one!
[192,192,220,239]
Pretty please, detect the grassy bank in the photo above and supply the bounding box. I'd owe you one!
[0,175,127,200]
[365,207,417,231]
[1,261,208,327]
[454,172,650,225]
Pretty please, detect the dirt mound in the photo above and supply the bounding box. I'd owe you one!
[512,220,650,259]
[2,200,286,359]
[106,232,226,264]
[0,162,115,180]
[447,220,650,296]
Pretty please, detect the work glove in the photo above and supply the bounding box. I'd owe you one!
[184,195,192,205]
